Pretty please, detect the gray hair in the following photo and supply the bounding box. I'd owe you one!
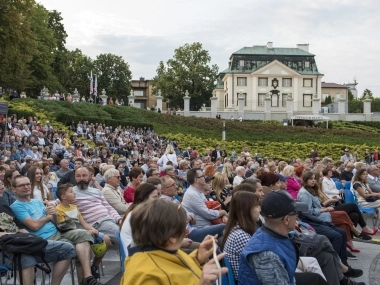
[368,165,378,174]
[103,168,120,182]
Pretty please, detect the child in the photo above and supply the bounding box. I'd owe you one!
[56,183,110,279]
[121,199,228,285]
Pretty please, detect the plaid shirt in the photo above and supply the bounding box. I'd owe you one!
[223,225,251,281]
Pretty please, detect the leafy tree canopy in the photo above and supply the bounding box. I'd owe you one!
[152,42,219,110]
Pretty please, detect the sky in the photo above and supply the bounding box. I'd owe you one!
[39,0,380,97]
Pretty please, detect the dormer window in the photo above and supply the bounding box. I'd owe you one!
[239,60,245,67]
[305,61,310,68]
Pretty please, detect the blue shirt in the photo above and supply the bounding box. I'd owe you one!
[11,199,57,239]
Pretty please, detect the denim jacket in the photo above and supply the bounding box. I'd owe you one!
[297,187,332,223]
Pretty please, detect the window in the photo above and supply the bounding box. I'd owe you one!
[134,90,144,96]
[336,94,341,100]
[305,61,310,68]
[282,94,288,107]
[236,93,247,106]
[237,77,247,86]
[258,77,268,86]
[239,60,245,67]
[303,79,313,87]
[282,78,292,87]
[258,93,266,106]
[303,94,312,107]
[271,94,279,107]
[225,94,228,107]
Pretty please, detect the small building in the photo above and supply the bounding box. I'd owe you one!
[131,77,167,110]
[321,82,349,103]
[214,42,324,112]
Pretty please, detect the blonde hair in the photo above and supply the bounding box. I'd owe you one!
[101,164,115,175]
[277,161,288,173]
[164,144,175,155]
[282,165,295,177]
[212,173,225,199]
[222,162,234,178]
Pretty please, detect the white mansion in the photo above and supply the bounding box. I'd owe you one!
[213,42,323,112]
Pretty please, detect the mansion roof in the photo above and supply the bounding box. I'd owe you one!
[233,46,315,56]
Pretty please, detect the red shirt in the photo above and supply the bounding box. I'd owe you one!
[123,186,135,203]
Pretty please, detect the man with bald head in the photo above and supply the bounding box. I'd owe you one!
[72,167,121,245]
[56,159,71,179]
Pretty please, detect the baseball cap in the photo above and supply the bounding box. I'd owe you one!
[261,190,308,218]
[117,158,127,163]
[279,174,287,182]
[344,148,349,152]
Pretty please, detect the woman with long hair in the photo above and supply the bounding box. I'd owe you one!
[27,166,51,201]
[2,169,20,206]
[221,191,260,282]
[157,144,178,170]
[299,171,370,254]
[120,183,159,255]
[222,162,235,185]
[209,173,231,212]
[352,168,380,211]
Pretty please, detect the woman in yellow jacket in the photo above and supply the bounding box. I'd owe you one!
[120,199,227,285]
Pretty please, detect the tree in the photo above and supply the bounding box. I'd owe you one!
[361,89,374,100]
[0,0,37,92]
[152,42,219,110]
[94,54,132,100]
[348,89,354,101]
[324,95,332,104]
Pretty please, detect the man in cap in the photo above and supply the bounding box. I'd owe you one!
[340,149,353,162]
[239,190,309,284]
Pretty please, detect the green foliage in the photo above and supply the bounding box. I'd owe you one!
[152,42,219,110]
[348,99,363,113]
[361,89,374,100]
[94,54,132,101]
[324,95,332,104]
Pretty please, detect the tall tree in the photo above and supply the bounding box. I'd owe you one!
[94,54,132,100]
[152,42,219,110]
[0,0,36,92]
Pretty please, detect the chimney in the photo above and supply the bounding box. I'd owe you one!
[267,42,273,49]
[297,44,309,52]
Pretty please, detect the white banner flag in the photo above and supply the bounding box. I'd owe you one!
[94,75,98,97]
[90,71,93,94]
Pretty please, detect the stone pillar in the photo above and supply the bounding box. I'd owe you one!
[155,90,163,113]
[238,92,245,119]
[264,94,272,120]
[72,88,80,102]
[286,94,294,119]
[128,90,135,107]
[183,90,191,116]
[210,97,218,118]
[312,95,320,115]
[100,89,108,106]
[364,98,372,121]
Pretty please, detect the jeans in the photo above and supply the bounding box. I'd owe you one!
[188,224,225,243]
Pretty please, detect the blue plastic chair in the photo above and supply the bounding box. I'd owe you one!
[115,232,126,273]
[343,189,378,227]
[331,178,339,182]
[335,181,344,190]
[215,249,235,285]
[345,181,351,190]
[0,265,10,285]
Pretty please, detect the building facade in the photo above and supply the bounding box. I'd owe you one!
[214,42,324,112]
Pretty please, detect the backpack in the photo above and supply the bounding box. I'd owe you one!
[0,233,51,285]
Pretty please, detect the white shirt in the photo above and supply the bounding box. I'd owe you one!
[120,212,132,256]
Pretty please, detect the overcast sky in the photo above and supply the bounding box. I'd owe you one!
[39,0,380,97]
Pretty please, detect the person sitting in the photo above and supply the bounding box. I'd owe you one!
[123,167,144,203]
[102,169,129,215]
[120,199,228,285]
[239,190,328,285]
[367,165,380,193]
[55,183,111,279]
[10,175,101,285]
[233,166,245,186]
[182,168,227,242]
[283,165,302,200]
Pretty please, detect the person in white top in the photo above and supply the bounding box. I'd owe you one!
[120,183,159,256]
[322,167,343,198]
[233,166,246,186]
[157,144,178,170]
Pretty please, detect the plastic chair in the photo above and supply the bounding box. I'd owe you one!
[343,189,378,227]
[331,178,339,182]
[215,249,235,285]
[335,181,344,190]
[115,232,126,272]
[345,181,351,191]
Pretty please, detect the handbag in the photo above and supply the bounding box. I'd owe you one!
[365,196,379,202]
[205,200,223,225]
[292,227,319,256]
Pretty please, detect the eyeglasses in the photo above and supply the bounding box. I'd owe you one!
[196,175,205,179]
[113,176,121,179]
[15,183,31,188]
[164,182,177,188]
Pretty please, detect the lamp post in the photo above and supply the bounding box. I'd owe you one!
[222,121,226,141]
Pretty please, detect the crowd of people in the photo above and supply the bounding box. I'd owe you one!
[0,113,378,285]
